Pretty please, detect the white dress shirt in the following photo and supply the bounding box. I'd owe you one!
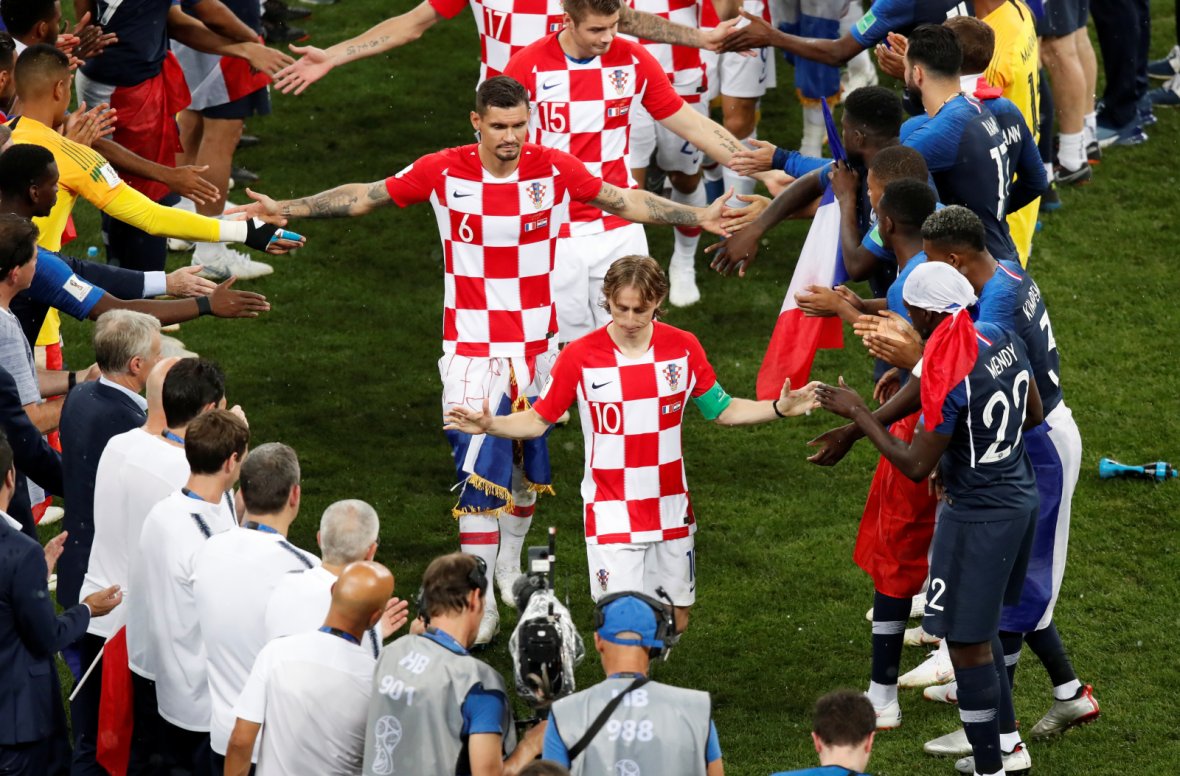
[266,566,382,658]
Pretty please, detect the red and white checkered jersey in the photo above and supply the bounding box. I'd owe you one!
[384,143,603,358]
[532,322,719,544]
[428,0,566,83]
[620,0,720,102]
[504,34,685,237]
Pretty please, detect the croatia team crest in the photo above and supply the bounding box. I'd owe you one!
[608,69,629,96]
[596,568,610,591]
[526,181,547,209]
[662,363,682,391]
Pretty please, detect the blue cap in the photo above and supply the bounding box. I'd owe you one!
[597,596,662,649]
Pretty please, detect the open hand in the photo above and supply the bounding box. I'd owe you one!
[718,10,777,53]
[163,165,220,206]
[873,367,902,405]
[273,45,334,94]
[815,376,868,419]
[719,193,768,233]
[728,138,777,177]
[697,188,734,236]
[64,102,116,147]
[82,584,123,617]
[444,399,493,435]
[210,277,271,318]
[166,265,218,298]
[244,42,295,76]
[806,423,858,466]
[44,531,67,578]
[378,597,411,639]
[224,188,282,220]
[705,223,762,277]
[776,378,820,417]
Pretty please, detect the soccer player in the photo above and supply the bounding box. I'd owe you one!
[899,24,1045,263]
[444,255,818,635]
[816,259,1043,776]
[270,0,740,93]
[502,0,773,343]
[771,690,877,776]
[228,76,736,644]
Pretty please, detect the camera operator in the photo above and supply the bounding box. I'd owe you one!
[542,593,725,775]
[362,552,546,776]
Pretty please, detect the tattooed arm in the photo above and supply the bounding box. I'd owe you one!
[618,3,741,51]
[226,182,393,220]
[657,103,766,178]
[591,183,729,234]
[273,1,444,94]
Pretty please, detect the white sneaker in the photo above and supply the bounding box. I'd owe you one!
[905,625,941,647]
[496,568,523,610]
[872,698,902,730]
[865,605,874,622]
[167,237,196,252]
[924,726,972,757]
[474,603,499,646]
[954,741,1032,775]
[924,681,958,704]
[668,262,700,307]
[39,506,64,527]
[900,647,954,688]
[160,335,197,359]
[193,244,274,281]
[1029,684,1100,739]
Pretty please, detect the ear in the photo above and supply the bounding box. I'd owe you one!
[563,11,574,28]
[316,530,323,549]
[3,466,14,493]
[288,483,301,507]
[811,731,823,755]
[365,542,378,561]
[469,110,480,133]
[864,730,875,752]
[468,586,483,613]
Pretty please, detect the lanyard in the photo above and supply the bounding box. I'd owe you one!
[607,672,647,679]
[161,430,184,445]
[243,521,279,534]
[319,626,360,645]
[181,487,205,502]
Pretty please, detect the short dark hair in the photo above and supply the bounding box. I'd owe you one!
[239,443,300,514]
[13,44,69,101]
[0,31,16,72]
[421,553,485,619]
[0,144,56,199]
[185,409,250,476]
[906,24,963,79]
[921,204,986,252]
[945,16,995,75]
[476,76,529,116]
[562,0,621,23]
[519,762,571,776]
[878,179,937,232]
[0,213,38,278]
[843,86,904,141]
[812,690,876,747]
[1,0,56,38]
[162,358,226,428]
[868,145,929,185]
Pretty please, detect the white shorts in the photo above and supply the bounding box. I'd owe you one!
[702,50,722,102]
[553,222,649,343]
[630,101,708,176]
[720,45,776,99]
[586,535,697,607]
[438,350,557,417]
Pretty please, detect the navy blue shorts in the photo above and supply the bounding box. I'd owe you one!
[201,86,271,120]
[1037,0,1090,37]
[922,506,1036,644]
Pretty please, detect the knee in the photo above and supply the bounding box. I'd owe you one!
[947,640,993,669]
[667,171,701,194]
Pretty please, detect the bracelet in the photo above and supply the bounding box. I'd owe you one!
[771,399,786,419]
[196,296,213,316]
[67,371,77,391]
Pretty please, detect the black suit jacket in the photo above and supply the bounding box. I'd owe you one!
[12,254,146,348]
[0,517,90,745]
[57,381,146,608]
[0,366,63,540]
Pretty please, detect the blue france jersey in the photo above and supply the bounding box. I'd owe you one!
[886,251,927,322]
[903,95,1041,262]
[976,261,1064,415]
[933,322,1038,517]
[851,0,974,47]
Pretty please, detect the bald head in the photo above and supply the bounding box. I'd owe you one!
[329,561,395,632]
[14,44,69,103]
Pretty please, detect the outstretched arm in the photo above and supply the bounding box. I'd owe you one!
[719,14,865,65]
[590,183,729,234]
[226,182,394,220]
[713,379,819,426]
[444,400,552,441]
[273,1,443,94]
[618,4,741,52]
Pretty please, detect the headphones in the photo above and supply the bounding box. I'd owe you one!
[417,555,489,625]
[592,589,676,660]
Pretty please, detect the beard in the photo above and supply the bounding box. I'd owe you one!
[904,77,924,110]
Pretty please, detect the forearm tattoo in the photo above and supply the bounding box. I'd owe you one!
[643,193,698,226]
[592,184,628,212]
[619,6,701,47]
[344,35,393,58]
[281,182,386,218]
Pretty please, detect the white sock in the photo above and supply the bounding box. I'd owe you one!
[1058,131,1085,172]
[1053,679,1082,701]
[999,730,1022,751]
[801,104,825,158]
[496,466,535,578]
[459,513,499,606]
[1043,162,1053,180]
[670,183,705,260]
[867,681,898,708]
[701,156,722,183]
[1083,111,1097,145]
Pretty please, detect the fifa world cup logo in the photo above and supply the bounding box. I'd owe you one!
[371,715,403,775]
[614,760,641,776]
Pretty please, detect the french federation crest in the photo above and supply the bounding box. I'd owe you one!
[526,181,547,209]
[608,69,629,96]
[662,363,682,391]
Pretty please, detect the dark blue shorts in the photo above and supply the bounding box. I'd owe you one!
[922,505,1036,644]
[1037,0,1090,37]
[201,86,271,120]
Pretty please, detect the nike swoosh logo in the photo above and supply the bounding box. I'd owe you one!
[591,381,611,389]
[453,192,472,198]
[542,79,560,90]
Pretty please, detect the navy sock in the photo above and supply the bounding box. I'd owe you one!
[993,634,1018,735]
[1025,621,1078,689]
[871,591,911,687]
[956,659,1003,775]
[999,629,1024,689]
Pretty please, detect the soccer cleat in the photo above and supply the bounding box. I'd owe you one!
[924,680,958,704]
[194,244,274,281]
[1086,141,1102,165]
[1054,163,1092,186]
[954,741,1032,775]
[865,605,874,622]
[1138,96,1158,127]
[495,568,523,610]
[262,18,309,43]
[474,603,500,647]
[167,237,196,252]
[1148,45,1180,79]
[1029,684,1100,740]
[1095,120,1148,149]
[924,726,971,757]
[237,134,261,149]
[231,166,260,187]
[871,698,903,730]
[668,263,701,307]
[900,647,954,688]
[1039,184,1062,213]
[39,506,64,527]
[905,626,941,647]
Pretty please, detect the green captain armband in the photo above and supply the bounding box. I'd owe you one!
[692,382,732,421]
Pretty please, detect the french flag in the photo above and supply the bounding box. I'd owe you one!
[755,101,847,400]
